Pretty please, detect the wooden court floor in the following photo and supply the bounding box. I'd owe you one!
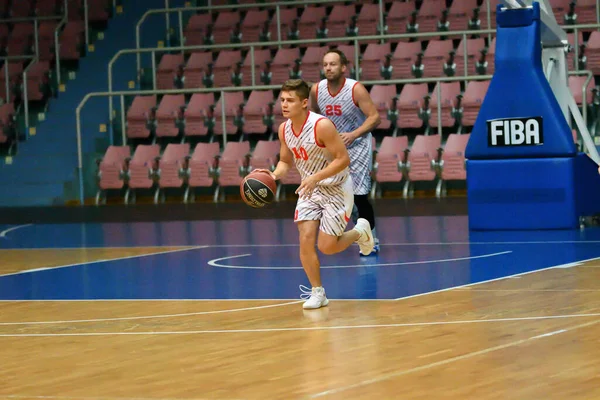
[1,259,600,399]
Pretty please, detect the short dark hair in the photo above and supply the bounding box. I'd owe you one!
[323,48,348,66]
[281,79,310,100]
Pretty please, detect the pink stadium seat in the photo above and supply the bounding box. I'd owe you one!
[126,95,157,139]
[301,46,328,83]
[212,50,243,88]
[126,144,161,194]
[213,91,245,136]
[576,0,599,24]
[155,94,185,138]
[184,52,214,89]
[429,82,461,128]
[391,41,423,79]
[447,0,479,30]
[36,0,60,16]
[397,83,429,129]
[11,0,33,17]
[240,10,270,43]
[386,2,416,36]
[569,75,594,106]
[0,103,16,152]
[212,11,242,44]
[369,84,398,130]
[249,140,280,171]
[417,0,448,32]
[461,80,490,127]
[25,61,51,102]
[436,133,470,197]
[241,49,272,87]
[373,136,409,197]
[403,134,441,197]
[187,142,221,192]
[422,40,455,78]
[156,54,184,90]
[38,21,58,62]
[88,0,110,23]
[243,90,274,134]
[184,93,215,138]
[356,3,380,38]
[59,21,85,61]
[215,141,251,201]
[158,143,190,191]
[183,13,214,47]
[270,48,300,85]
[455,38,486,76]
[361,43,391,81]
[298,6,327,39]
[327,5,357,38]
[96,146,131,204]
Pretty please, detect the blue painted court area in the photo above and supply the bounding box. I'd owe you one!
[1,216,600,301]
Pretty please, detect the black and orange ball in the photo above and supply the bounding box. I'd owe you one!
[240,171,277,208]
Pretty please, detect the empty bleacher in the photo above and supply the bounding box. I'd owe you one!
[1,0,598,205]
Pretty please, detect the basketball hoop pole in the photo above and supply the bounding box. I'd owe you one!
[464,2,600,230]
[501,0,600,164]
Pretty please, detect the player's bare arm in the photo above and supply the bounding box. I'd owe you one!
[340,83,381,146]
[309,83,320,113]
[266,122,293,180]
[296,119,350,199]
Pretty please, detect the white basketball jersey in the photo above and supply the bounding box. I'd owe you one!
[316,77,368,146]
[316,77,373,195]
[283,111,348,187]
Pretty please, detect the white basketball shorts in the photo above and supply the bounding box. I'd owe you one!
[294,176,354,236]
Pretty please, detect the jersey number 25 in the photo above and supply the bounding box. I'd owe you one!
[325,104,342,116]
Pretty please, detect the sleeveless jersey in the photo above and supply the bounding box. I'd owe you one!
[283,111,348,187]
[316,77,369,147]
[316,77,373,195]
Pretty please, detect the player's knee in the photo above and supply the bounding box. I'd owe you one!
[298,230,317,249]
[317,238,337,255]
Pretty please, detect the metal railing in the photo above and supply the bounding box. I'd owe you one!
[77,67,597,205]
[109,27,502,122]
[78,74,498,204]
[135,0,495,77]
[136,0,387,72]
[0,14,63,62]
[115,15,600,123]
[0,0,68,103]
[1,55,38,135]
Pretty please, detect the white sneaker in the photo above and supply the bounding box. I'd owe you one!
[300,285,329,309]
[354,218,375,256]
[360,237,380,257]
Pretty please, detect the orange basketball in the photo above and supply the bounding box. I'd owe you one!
[240,171,277,208]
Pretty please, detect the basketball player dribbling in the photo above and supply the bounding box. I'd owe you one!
[255,79,374,309]
[309,49,382,256]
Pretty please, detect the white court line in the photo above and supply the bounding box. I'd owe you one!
[1,312,600,337]
[0,300,302,326]
[456,289,600,292]
[0,223,32,238]
[207,251,513,269]
[6,396,241,400]
[0,245,209,277]
[5,240,600,251]
[307,318,600,399]
[393,256,600,301]
[0,298,392,302]
[198,240,600,246]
